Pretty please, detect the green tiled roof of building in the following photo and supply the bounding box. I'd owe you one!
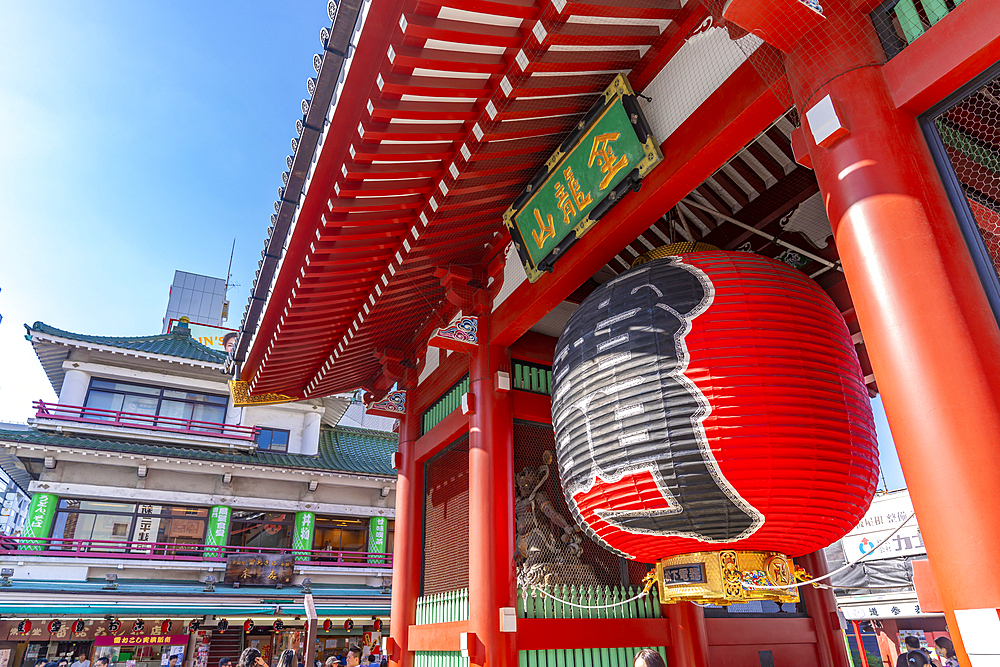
[0,425,397,478]
[28,321,228,364]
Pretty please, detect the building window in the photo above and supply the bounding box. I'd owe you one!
[83,378,228,428]
[257,428,289,452]
[227,511,293,551]
[49,500,208,553]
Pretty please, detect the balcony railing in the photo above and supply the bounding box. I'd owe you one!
[0,536,393,569]
[32,400,260,443]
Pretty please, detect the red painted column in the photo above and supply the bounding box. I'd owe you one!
[389,375,423,667]
[783,6,1000,663]
[798,551,851,667]
[851,621,870,667]
[664,602,709,667]
[468,316,516,667]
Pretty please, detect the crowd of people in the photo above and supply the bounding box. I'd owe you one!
[232,644,387,667]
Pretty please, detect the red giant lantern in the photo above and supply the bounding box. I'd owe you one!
[551,250,878,600]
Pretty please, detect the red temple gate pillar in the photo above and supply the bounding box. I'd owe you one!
[782,5,1000,663]
[389,375,423,667]
[798,551,851,667]
[468,316,517,667]
[664,602,709,667]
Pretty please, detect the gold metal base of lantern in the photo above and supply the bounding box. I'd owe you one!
[653,550,799,606]
[631,242,719,267]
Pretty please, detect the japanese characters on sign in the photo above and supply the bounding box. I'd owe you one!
[223,553,294,586]
[503,74,662,282]
[660,563,706,586]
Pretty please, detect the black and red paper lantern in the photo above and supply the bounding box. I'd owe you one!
[272,620,284,632]
[344,619,353,631]
[322,619,332,632]
[372,619,382,632]
[73,619,86,633]
[17,619,31,634]
[216,619,229,633]
[108,618,121,633]
[132,619,145,634]
[161,620,172,635]
[244,619,254,633]
[551,251,879,563]
[48,620,62,633]
[188,619,201,633]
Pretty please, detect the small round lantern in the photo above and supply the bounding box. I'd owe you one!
[244,619,254,633]
[161,620,172,635]
[73,619,86,633]
[216,619,229,633]
[188,619,201,634]
[273,620,284,632]
[108,618,121,633]
[17,620,31,634]
[551,249,878,603]
[344,619,354,631]
[323,619,332,632]
[48,620,62,634]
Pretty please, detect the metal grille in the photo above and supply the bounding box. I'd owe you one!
[422,435,470,595]
[513,421,649,592]
[931,74,1000,282]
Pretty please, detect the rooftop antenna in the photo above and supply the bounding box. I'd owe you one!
[222,239,238,322]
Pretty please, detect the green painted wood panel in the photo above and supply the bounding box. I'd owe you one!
[421,376,470,434]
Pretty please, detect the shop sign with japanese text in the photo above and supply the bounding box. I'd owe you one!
[503,74,662,282]
[223,553,294,586]
[841,490,923,564]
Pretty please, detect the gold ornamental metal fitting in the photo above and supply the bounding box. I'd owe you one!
[631,242,719,267]
[654,550,799,607]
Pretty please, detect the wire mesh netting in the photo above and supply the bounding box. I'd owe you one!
[422,435,470,595]
[513,421,649,592]
[931,74,1000,281]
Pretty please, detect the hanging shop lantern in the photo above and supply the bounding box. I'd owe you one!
[322,619,332,632]
[48,620,62,634]
[73,619,86,633]
[17,620,31,634]
[551,248,879,605]
[344,619,353,631]
[161,620,172,635]
[108,618,121,633]
[217,619,229,633]
[272,620,284,632]
[372,619,382,632]
[244,619,254,633]
[188,619,201,633]
[132,619,145,634]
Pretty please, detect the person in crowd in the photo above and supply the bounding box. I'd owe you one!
[167,656,178,667]
[43,661,59,667]
[33,659,47,667]
[934,637,960,667]
[378,656,387,667]
[633,649,666,667]
[237,648,268,667]
[71,653,91,667]
[897,636,940,667]
[219,658,232,667]
[367,657,376,665]
[346,646,362,667]
[57,658,69,667]
[276,650,297,667]
[95,657,111,667]
[324,656,339,667]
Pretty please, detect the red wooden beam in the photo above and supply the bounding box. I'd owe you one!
[491,59,789,347]
[414,407,468,463]
[884,0,1000,114]
[512,391,552,425]
[517,618,672,650]
[705,617,817,646]
[406,621,469,652]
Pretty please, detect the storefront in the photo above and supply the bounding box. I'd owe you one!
[94,634,189,667]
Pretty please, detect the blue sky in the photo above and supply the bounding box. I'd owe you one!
[0,1,910,492]
[0,1,328,421]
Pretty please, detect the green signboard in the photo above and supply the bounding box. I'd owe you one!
[20,492,57,551]
[367,516,388,564]
[292,510,315,561]
[203,505,231,558]
[504,74,663,281]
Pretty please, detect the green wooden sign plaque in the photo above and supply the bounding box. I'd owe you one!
[503,74,663,282]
